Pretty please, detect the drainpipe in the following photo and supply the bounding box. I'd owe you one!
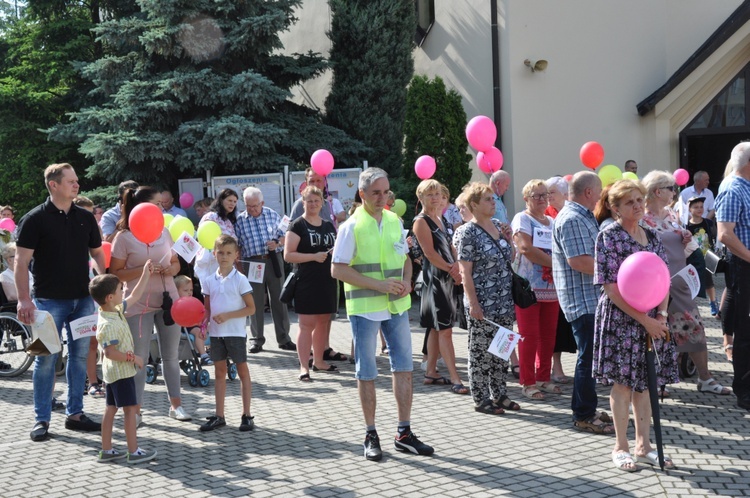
[490,0,501,150]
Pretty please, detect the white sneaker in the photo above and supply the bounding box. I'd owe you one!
[169,406,192,421]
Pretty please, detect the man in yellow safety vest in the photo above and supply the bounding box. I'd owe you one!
[332,167,434,462]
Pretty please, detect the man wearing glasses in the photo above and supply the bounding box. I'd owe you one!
[332,167,434,461]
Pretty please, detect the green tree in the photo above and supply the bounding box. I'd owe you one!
[324,0,415,177]
[397,75,472,224]
[0,3,96,214]
[49,0,367,186]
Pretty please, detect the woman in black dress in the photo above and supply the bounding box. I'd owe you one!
[284,186,338,381]
[413,180,467,394]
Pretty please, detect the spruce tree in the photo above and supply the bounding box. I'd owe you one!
[49,0,367,185]
[324,0,415,177]
[398,75,472,223]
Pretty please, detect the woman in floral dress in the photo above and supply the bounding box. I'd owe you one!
[594,179,678,471]
[641,171,730,396]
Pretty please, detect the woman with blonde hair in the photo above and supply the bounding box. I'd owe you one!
[641,171,730,395]
[413,179,467,394]
[511,180,560,400]
[594,179,678,470]
[454,182,519,413]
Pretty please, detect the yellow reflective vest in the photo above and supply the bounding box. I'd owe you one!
[344,207,411,315]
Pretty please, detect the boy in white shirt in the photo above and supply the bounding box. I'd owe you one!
[199,235,256,432]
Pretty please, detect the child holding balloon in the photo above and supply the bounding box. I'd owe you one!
[198,234,256,432]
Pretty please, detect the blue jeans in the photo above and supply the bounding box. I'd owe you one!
[570,313,598,421]
[350,312,413,381]
[33,297,96,422]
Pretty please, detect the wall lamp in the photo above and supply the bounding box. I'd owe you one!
[524,59,548,72]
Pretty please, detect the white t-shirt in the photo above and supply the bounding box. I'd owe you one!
[332,213,407,321]
[200,268,253,338]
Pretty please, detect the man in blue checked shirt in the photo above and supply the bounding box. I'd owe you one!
[235,187,295,354]
[717,141,750,412]
[552,171,614,434]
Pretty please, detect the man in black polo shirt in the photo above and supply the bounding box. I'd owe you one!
[16,163,107,442]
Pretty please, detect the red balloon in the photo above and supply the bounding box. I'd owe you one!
[101,241,112,268]
[563,174,573,182]
[172,297,206,327]
[580,141,605,169]
[129,203,164,245]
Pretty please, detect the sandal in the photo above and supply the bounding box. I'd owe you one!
[636,450,676,469]
[450,384,469,395]
[536,382,562,394]
[474,399,505,415]
[423,375,450,386]
[725,344,734,363]
[494,395,521,411]
[597,411,613,423]
[511,364,520,379]
[697,377,732,395]
[312,364,339,372]
[522,386,544,400]
[323,348,348,362]
[612,451,637,472]
[298,373,313,382]
[574,415,615,434]
[551,374,571,384]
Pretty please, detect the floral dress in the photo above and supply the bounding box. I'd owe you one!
[593,223,679,391]
[642,209,707,353]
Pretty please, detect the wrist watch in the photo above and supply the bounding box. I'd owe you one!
[657,310,668,318]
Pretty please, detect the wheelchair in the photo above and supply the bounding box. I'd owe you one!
[0,286,34,377]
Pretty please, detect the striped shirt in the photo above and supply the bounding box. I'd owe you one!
[96,303,137,384]
[552,201,599,322]
[235,207,284,258]
[716,175,750,251]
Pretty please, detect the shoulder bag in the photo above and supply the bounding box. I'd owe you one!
[279,270,298,304]
[472,222,537,309]
[704,248,726,274]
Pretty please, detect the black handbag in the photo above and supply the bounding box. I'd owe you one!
[472,222,538,309]
[160,275,175,326]
[704,248,726,274]
[279,271,298,304]
[508,261,538,309]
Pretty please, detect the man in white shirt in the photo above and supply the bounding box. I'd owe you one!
[677,170,715,224]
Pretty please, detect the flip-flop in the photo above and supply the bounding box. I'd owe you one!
[552,374,571,384]
[636,450,676,469]
[450,384,469,395]
[612,452,637,472]
[312,364,339,372]
[298,373,313,382]
[424,375,450,385]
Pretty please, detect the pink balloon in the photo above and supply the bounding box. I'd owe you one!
[465,115,497,152]
[673,168,689,186]
[179,192,194,209]
[580,141,605,169]
[563,174,573,182]
[415,155,437,180]
[310,149,334,176]
[484,147,504,172]
[0,218,15,232]
[476,152,492,174]
[617,252,671,312]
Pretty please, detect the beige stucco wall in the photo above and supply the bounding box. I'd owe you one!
[280,0,745,213]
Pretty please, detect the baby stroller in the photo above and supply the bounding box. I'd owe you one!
[145,326,238,387]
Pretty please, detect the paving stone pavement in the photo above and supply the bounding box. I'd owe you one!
[1,278,749,497]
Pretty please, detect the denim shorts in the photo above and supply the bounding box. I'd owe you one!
[106,377,137,408]
[350,312,413,381]
[210,336,247,363]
